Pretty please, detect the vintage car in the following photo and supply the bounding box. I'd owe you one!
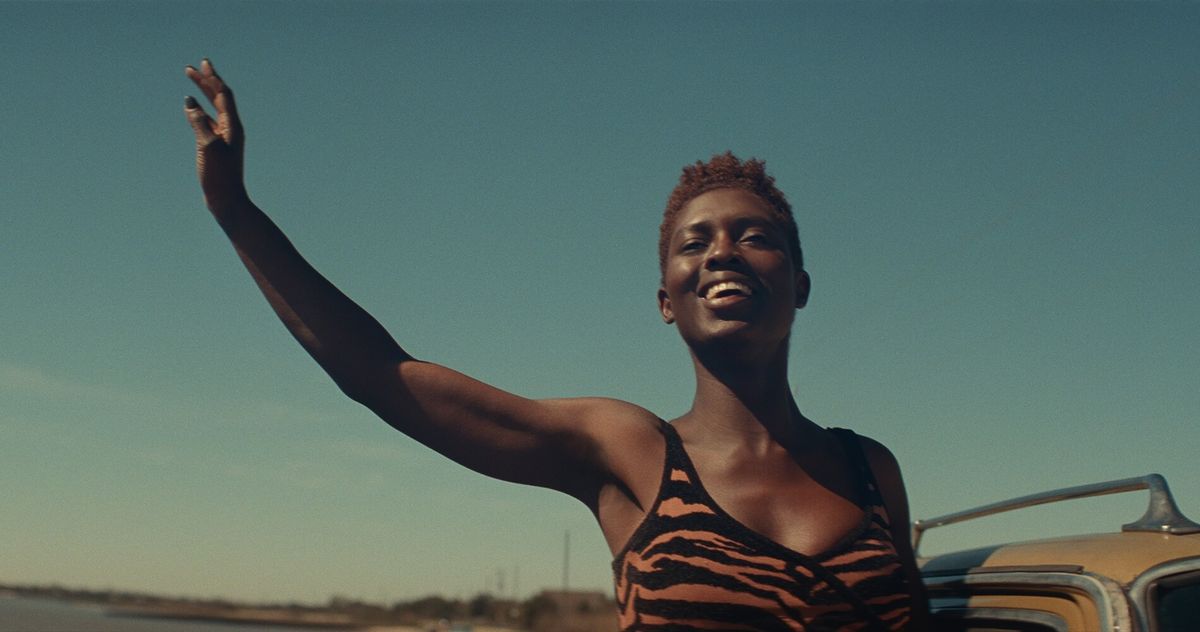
[915,474,1200,632]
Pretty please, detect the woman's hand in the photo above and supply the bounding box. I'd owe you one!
[184,59,248,215]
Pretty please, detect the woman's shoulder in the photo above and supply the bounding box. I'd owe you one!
[548,396,661,425]
[827,427,900,471]
[826,426,906,498]
[544,396,666,447]
[834,428,911,524]
[561,398,669,507]
[856,432,903,482]
[854,430,899,463]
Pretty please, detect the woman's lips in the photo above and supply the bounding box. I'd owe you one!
[702,280,754,300]
[700,280,755,310]
[703,293,753,309]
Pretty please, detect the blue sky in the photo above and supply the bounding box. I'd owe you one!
[2,1,1198,605]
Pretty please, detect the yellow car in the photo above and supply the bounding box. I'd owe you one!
[916,474,1200,632]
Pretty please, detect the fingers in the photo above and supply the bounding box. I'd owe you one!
[184,61,219,103]
[185,59,223,99]
[185,60,239,112]
[184,96,218,146]
[184,58,242,142]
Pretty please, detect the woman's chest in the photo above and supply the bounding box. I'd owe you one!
[691,451,868,557]
[613,497,907,632]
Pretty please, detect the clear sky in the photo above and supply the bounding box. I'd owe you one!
[2,0,1198,606]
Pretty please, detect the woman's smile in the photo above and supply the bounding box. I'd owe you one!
[699,277,757,311]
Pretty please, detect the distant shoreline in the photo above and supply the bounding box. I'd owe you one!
[0,582,611,631]
[108,603,361,629]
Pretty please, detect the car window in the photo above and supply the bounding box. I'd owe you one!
[1155,571,1200,632]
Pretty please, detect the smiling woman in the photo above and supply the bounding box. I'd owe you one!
[658,187,807,354]
[184,58,928,630]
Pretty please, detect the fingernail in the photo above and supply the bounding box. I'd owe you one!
[185,96,198,109]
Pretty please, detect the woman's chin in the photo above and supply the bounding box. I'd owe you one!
[685,320,788,354]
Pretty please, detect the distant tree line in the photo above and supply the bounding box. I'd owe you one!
[1,582,616,631]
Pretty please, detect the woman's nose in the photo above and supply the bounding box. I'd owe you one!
[704,236,742,269]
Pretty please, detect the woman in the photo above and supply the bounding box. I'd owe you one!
[184,59,928,631]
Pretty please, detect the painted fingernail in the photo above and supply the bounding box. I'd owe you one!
[185,96,199,109]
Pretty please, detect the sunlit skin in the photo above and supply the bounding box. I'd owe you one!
[659,189,808,363]
[655,189,862,552]
[184,59,928,627]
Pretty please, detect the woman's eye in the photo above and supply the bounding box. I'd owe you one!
[742,233,768,244]
[680,240,706,252]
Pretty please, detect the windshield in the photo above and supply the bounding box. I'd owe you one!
[1155,571,1200,632]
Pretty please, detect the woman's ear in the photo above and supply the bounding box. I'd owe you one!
[658,288,675,324]
[795,270,811,309]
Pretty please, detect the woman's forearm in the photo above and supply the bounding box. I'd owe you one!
[216,198,410,402]
[184,59,408,403]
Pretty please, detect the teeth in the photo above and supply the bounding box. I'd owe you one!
[704,281,752,300]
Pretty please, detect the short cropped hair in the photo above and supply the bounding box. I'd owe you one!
[659,152,803,279]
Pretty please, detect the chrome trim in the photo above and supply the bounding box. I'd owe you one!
[913,473,1200,553]
[1127,556,1200,632]
[931,607,1068,632]
[923,570,1133,632]
[923,564,1085,578]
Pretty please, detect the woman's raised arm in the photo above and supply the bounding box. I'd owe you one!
[182,60,657,500]
[184,59,405,403]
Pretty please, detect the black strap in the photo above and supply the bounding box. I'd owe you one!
[657,422,704,490]
[829,427,883,506]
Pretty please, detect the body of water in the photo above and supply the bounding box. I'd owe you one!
[0,595,338,632]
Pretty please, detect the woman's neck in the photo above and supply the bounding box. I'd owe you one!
[680,341,819,452]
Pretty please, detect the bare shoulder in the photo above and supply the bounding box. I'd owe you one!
[545,397,664,447]
[543,400,664,548]
[848,432,909,512]
[540,395,672,513]
[854,434,903,481]
[544,396,659,419]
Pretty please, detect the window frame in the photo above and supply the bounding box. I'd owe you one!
[1128,557,1200,632]
[924,569,1130,631]
[930,605,1068,631]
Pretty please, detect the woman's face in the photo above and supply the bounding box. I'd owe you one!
[658,188,809,352]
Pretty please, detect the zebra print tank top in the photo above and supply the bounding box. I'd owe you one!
[611,424,912,631]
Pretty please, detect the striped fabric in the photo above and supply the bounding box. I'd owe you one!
[612,425,912,631]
